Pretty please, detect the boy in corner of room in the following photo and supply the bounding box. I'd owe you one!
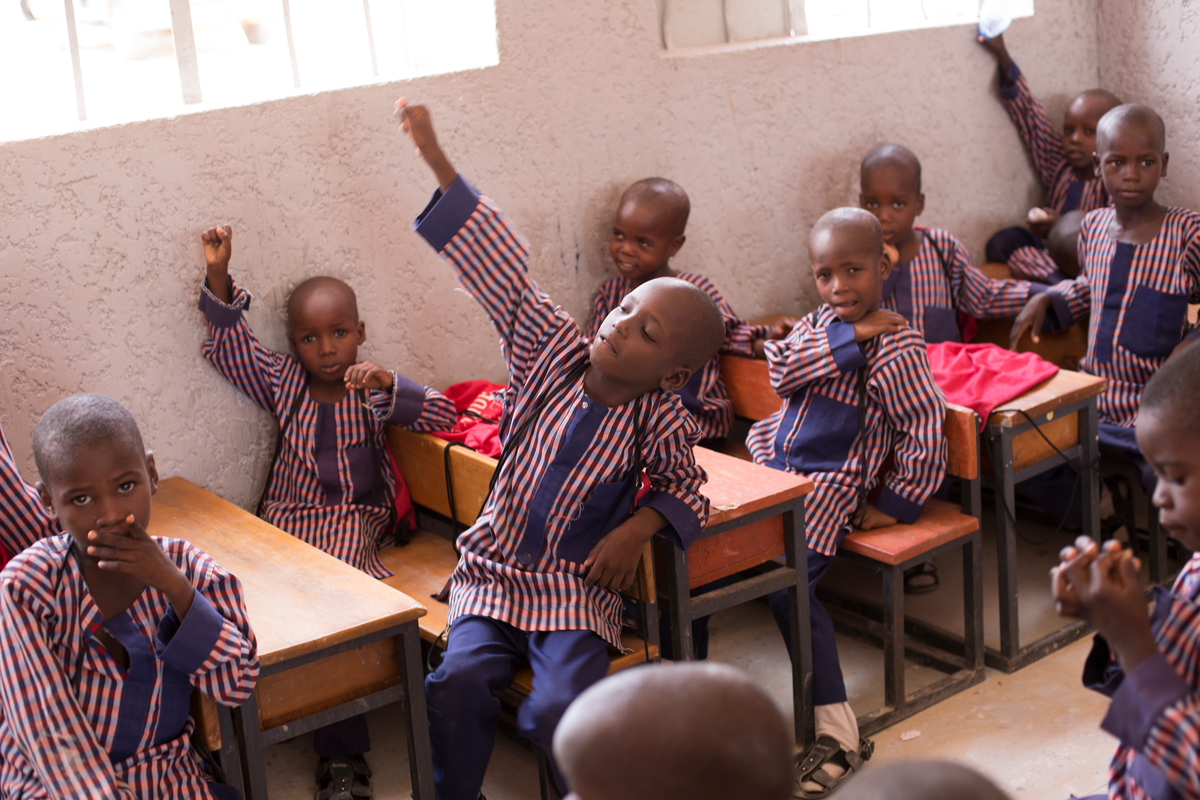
[1011,104,1200,528]
[0,422,58,564]
[0,394,258,799]
[977,32,1121,267]
[397,98,726,800]
[196,226,457,798]
[1050,344,1200,800]
[746,208,947,798]
[585,177,792,448]
[553,662,794,800]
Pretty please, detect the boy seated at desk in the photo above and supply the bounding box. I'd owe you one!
[0,394,259,799]
[585,177,790,447]
[196,226,457,797]
[1008,209,1085,285]
[398,98,725,800]
[746,208,947,797]
[0,422,58,562]
[1012,104,1200,525]
[977,31,1121,269]
[1051,344,1200,800]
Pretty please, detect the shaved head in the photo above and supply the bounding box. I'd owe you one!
[33,394,145,486]
[811,207,886,259]
[555,663,793,800]
[838,760,1010,800]
[1047,209,1085,278]
[1142,339,1200,434]
[1073,88,1122,117]
[620,178,691,240]
[286,276,359,333]
[861,144,922,193]
[1098,104,1167,153]
[644,277,725,371]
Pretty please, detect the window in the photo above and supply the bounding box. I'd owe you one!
[660,0,1034,52]
[0,0,499,144]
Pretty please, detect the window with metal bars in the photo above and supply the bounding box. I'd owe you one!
[0,0,498,143]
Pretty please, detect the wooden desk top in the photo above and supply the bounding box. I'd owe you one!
[149,478,426,668]
[985,369,1107,429]
[694,446,813,526]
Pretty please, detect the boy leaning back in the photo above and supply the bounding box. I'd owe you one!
[398,99,725,800]
[747,209,946,798]
[0,394,258,799]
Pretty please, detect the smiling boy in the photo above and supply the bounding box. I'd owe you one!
[746,208,946,797]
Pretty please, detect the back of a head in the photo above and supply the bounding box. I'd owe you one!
[621,178,691,239]
[32,394,145,485]
[1047,210,1085,278]
[656,277,726,371]
[1141,340,1200,434]
[837,760,1010,800]
[554,662,792,800]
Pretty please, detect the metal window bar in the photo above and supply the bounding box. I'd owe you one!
[62,0,86,120]
[282,0,301,87]
[168,0,202,104]
[363,0,379,78]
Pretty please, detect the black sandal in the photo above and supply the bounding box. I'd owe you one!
[903,561,939,594]
[315,754,373,800]
[793,735,873,798]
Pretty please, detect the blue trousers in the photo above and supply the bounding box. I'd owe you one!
[767,548,846,705]
[425,615,610,800]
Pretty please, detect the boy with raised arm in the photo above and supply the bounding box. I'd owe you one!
[197,226,456,795]
[0,394,258,799]
[0,423,57,561]
[747,208,946,797]
[398,99,725,800]
[978,32,1121,269]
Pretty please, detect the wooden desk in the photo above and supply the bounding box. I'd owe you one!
[150,478,435,800]
[982,369,1107,671]
[656,446,816,748]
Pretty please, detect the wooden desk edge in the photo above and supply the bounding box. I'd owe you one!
[985,373,1108,428]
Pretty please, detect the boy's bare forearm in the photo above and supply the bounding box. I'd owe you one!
[424,145,458,195]
[206,266,232,304]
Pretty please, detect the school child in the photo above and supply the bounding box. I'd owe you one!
[978,33,1122,265]
[196,225,457,795]
[553,662,793,800]
[1007,209,1084,284]
[859,144,1053,347]
[1050,344,1200,800]
[1011,105,1200,518]
[838,760,1011,800]
[397,98,725,800]
[585,178,790,444]
[746,208,947,797]
[0,394,258,799]
[0,423,57,559]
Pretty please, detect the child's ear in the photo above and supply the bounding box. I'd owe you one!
[667,234,686,258]
[915,193,926,217]
[357,321,367,345]
[287,331,298,356]
[1093,152,1101,178]
[1162,151,1170,177]
[144,452,159,496]
[879,251,894,281]
[34,482,58,520]
[660,367,692,393]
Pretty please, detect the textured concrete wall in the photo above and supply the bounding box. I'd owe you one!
[0,0,1098,509]
[1097,0,1200,210]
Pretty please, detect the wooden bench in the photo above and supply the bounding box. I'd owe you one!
[719,354,985,733]
[150,478,434,800]
[973,262,1088,371]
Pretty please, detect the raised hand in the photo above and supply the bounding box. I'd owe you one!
[976,32,1012,77]
[395,98,457,192]
[853,309,908,342]
[201,225,233,303]
[1009,292,1052,349]
[344,361,394,391]
[87,514,195,618]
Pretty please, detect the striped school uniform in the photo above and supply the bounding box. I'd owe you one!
[1009,245,1069,284]
[586,274,771,440]
[0,425,57,557]
[1046,207,1200,430]
[882,227,1046,345]
[1085,554,1200,800]
[199,281,457,578]
[0,535,258,799]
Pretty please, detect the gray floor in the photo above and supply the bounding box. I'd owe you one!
[262,501,1167,800]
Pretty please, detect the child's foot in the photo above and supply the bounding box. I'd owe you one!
[793,736,873,798]
[315,753,373,800]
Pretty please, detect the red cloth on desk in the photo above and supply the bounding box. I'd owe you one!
[429,380,506,458]
[927,342,1058,429]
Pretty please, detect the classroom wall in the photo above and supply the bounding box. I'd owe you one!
[1097,0,1200,211]
[0,0,1099,510]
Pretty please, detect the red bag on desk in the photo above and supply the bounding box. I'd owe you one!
[927,342,1058,429]
[430,380,507,458]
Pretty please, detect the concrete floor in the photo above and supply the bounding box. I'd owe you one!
[262,502,1167,800]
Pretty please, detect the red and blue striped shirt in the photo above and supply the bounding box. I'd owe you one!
[0,425,57,559]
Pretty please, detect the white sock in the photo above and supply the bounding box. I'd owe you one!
[799,703,859,793]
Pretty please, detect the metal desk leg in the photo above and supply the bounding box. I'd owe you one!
[216,704,243,798]
[1079,399,1101,543]
[881,565,904,709]
[667,544,694,661]
[783,500,814,749]
[988,426,1020,661]
[398,623,436,800]
[232,692,267,800]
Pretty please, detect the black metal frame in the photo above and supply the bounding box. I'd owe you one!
[655,497,815,749]
[983,395,1100,672]
[223,621,435,800]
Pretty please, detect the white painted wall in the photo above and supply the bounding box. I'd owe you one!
[0,0,1099,508]
[1097,0,1200,211]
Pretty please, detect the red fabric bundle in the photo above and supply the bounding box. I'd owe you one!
[429,380,507,458]
[927,342,1058,429]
